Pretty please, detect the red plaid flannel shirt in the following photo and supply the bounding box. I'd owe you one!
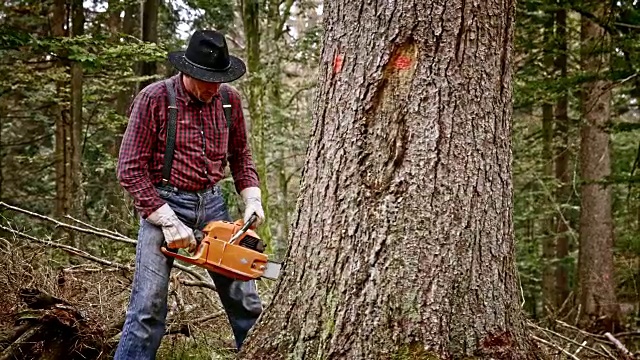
[117,74,260,218]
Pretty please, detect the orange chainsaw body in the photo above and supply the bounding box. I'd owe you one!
[160,220,270,281]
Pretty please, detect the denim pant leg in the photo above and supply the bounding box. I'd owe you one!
[208,272,263,349]
[200,189,263,349]
[114,219,173,360]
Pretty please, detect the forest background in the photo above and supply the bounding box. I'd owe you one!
[0,0,639,358]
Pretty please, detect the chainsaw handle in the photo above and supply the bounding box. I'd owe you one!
[243,213,258,230]
[228,214,258,244]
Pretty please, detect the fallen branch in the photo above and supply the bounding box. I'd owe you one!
[531,335,581,360]
[173,264,215,290]
[527,322,613,359]
[0,202,215,290]
[0,324,44,360]
[604,332,635,359]
[600,344,616,359]
[556,320,610,342]
[0,202,136,245]
[180,279,216,292]
[2,224,215,292]
[613,331,640,338]
[64,214,130,239]
[0,225,132,271]
[573,341,587,357]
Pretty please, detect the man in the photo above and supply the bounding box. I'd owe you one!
[114,29,265,359]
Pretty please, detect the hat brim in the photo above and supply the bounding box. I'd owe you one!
[168,51,246,83]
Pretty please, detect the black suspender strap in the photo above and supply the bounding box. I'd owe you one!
[162,79,178,186]
[220,87,232,129]
[161,81,231,187]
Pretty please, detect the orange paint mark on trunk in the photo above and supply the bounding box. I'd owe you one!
[393,55,412,70]
[333,54,343,74]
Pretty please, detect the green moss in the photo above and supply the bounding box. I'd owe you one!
[392,342,441,360]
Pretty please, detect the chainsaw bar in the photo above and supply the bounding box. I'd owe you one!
[262,261,282,280]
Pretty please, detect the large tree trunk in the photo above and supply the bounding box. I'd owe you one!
[239,1,541,359]
[577,3,620,331]
[553,7,571,312]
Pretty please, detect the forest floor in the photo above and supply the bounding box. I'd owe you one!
[0,202,638,360]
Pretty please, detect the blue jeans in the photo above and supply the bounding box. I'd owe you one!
[114,185,263,360]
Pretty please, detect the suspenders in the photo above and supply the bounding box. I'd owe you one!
[161,78,232,186]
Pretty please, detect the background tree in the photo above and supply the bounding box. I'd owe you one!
[577,0,620,331]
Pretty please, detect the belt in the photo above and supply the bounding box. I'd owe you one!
[154,183,220,195]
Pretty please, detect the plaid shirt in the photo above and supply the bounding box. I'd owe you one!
[117,74,260,218]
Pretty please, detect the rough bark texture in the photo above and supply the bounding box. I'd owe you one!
[577,4,620,331]
[240,1,542,359]
[51,0,72,221]
[541,11,555,318]
[70,0,84,248]
[553,7,571,312]
[242,0,274,244]
[139,0,158,90]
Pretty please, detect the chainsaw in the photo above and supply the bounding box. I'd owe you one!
[160,214,281,281]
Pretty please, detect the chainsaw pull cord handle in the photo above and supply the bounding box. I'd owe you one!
[228,213,258,244]
[194,229,205,244]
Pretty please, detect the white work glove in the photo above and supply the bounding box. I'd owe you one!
[240,187,265,227]
[146,203,197,252]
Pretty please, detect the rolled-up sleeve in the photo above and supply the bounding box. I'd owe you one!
[227,89,260,193]
[116,91,165,218]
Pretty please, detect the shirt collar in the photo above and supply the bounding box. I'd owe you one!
[173,73,222,105]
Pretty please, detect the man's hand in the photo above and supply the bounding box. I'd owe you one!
[146,203,197,252]
[241,187,265,227]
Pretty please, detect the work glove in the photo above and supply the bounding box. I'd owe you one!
[146,203,197,252]
[241,187,265,227]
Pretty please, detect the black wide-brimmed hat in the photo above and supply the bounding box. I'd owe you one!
[168,30,246,83]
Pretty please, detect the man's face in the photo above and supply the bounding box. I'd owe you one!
[184,75,220,103]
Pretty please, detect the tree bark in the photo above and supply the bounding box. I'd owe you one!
[239,1,542,359]
[553,6,571,312]
[577,2,620,331]
[107,0,121,32]
[139,0,158,90]
[541,10,555,318]
[51,0,72,221]
[241,0,273,245]
[69,0,84,248]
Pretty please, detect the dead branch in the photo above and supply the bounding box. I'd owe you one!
[0,202,216,290]
[0,202,136,245]
[5,224,215,293]
[64,214,129,239]
[531,335,582,360]
[613,331,640,338]
[166,311,225,335]
[556,320,610,342]
[0,324,44,360]
[0,225,132,271]
[179,279,217,292]
[600,344,616,359]
[172,264,215,290]
[527,322,613,358]
[604,332,635,359]
[573,341,587,357]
